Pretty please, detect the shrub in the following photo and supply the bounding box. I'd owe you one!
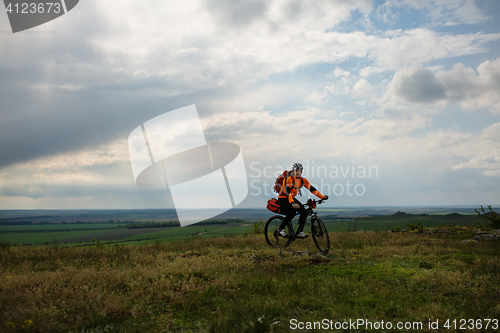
[474,205,500,229]
[392,225,402,233]
[407,221,424,233]
[247,219,265,235]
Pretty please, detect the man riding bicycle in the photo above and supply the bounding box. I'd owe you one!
[277,163,328,238]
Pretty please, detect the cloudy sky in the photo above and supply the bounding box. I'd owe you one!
[0,0,499,210]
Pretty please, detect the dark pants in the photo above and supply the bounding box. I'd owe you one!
[278,198,307,232]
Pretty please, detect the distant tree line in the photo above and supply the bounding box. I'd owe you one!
[126,222,180,229]
[1,220,143,225]
[1,218,248,227]
[125,219,247,229]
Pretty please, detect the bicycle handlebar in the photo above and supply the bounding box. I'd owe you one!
[305,198,327,207]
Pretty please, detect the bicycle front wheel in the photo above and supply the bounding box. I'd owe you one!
[311,216,329,253]
[264,215,292,249]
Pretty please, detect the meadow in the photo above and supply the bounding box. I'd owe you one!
[1,221,499,332]
[0,208,479,247]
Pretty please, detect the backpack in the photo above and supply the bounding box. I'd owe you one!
[274,170,291,193]
[273,170,303,195]
[266,198,281,213]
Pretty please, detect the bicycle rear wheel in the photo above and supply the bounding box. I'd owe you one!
[311,216,329,253]
[264,215,292,249]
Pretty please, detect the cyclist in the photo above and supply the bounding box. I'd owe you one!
[277,163,328,238]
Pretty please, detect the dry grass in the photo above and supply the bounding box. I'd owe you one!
[1,228,499,332]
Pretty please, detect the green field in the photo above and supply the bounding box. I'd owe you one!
[0,223,127,232]
[0,224,256,246]
[0,210,479,246]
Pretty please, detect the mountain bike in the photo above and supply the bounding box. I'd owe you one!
[264,199,329,253]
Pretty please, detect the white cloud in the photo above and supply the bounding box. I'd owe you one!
[202,105,432,163]
[438,59,500,111]
[353,78,376,98]
[431,0,489,26]
[373,29,500,70]
[359,66,388,77]
[332,68,351,77]
[376,0,404,23]
[386,58,500,111]
[376,0,488,26]
[65,1,499,91]
[325,77,352,96]
[305,90,329,105]
[450,122,500,176]
[406,0,430,10]
[3,0,498,98]
[85,0,378,90]
[203,108,352,163]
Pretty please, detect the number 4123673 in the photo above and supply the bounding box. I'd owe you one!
[5,2,62,14]
[443,319,498,330]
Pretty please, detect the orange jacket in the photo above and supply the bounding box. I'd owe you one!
[278,175,325,203]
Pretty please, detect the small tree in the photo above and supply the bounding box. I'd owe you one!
[407,220,424,233]
[248,219,265,235]
[474,205,500,229]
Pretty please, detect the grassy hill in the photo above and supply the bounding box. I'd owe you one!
[1,224,498,332]
[337,211,477,232]
[0,210,479,246]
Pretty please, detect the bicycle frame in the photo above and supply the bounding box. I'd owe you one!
[287,199,324,238]
[264,198,330,253]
